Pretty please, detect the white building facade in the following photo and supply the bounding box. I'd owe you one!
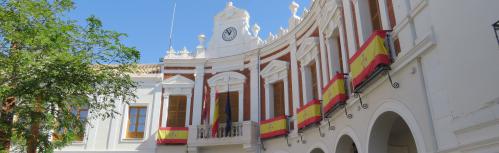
[58,0,499,153]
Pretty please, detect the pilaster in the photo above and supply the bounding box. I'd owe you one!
[192,65,205,126]
[249,55,260,122]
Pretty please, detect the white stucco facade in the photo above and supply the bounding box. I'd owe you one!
[57,0,499,153]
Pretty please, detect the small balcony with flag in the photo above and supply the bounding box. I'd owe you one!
[259,115,289,140]
[296,99,322,131]
[347,30,400,110]
[349,30,399,94]
[189,121,258,147]
[156,127,189,145]
[188,85,259,149]
[321,72,349,117]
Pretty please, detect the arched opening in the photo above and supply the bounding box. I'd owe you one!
[310,148,325,153]
[369,111,417,153]
[336,135,359,153]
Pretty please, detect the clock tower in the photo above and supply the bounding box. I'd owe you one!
[206,2,261,58]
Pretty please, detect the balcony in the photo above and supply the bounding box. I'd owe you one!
[188,121,258,147]
[349,30,398,93]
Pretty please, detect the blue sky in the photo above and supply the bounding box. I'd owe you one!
[70,0,311,64]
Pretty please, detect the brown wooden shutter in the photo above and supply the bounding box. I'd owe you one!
[167,96,187,127]
[273,81,285,117]
[386,0,401,55]
[369,0,383,31]
[218,92,239,123]
[310,62,319,100]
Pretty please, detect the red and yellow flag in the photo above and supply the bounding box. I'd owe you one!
[297,99,322,129]
[260,115,288,139]
[322,72,348,114]
[349,30,391,89]
[211,90,220,137]
[156,127,188,145]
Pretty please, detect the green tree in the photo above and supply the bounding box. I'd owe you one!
[0,0,140,152]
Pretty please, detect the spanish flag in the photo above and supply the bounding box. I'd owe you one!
[260,115,288,139]
[297,99,322,129]
[211,90,220,137]
[349,30,391,89]
[322,72,348,114]
[156,127,188,144]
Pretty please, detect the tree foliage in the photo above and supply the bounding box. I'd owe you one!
[0,0,140,152]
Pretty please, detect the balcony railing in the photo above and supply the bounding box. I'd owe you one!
[188,121,258,147]
[196,122,243,139]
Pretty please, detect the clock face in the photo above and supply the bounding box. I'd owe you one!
[222,27,237,41]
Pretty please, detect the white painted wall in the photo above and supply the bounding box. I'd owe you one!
[58,0,499,153]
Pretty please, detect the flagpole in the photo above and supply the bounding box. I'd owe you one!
[168,2,177,51]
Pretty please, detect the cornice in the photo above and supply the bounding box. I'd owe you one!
[162,0,326,67]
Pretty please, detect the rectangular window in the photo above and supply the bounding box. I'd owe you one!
[218,92,239,123]
[53,107,88,142]
[272,81,285,117]
[167,96,187,127]
[386,0,397,29]
[127,106,147,139]
[309,62,319,100]
[350,1,360,49]
[369,0,382,31]
[72,108,88,141]
[329,34,345,75]
[386,0,401,55]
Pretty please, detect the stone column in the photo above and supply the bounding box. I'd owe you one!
[264,83,272,120]
[161,94,169,128]
[185,94,193,126]
[249,56,260,122]
[290,38,300,113]
[325,38,334,79]
[315,55,323,99]
[192,65,205,126]
[319,28,330,85]
[290,38,301,134]
[300,66,309,103]
[283,77,290,116]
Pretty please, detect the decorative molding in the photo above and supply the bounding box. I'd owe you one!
[260,60,289,83]
[261,60,291,118]
[297,37,320,65]
[162,75,195,89]
[208,72,246,88]
[208,72,246,123]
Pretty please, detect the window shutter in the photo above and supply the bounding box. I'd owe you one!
[273,81,285,117]
[167,96,187,127]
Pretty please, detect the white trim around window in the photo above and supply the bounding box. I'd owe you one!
[120,103,150,142]
[260,60,290,120]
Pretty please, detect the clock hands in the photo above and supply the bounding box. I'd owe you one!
[222,27,237,41]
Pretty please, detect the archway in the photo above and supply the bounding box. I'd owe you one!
[310,148,325,153]
[368,111,417,153]
[335,135,359,153]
